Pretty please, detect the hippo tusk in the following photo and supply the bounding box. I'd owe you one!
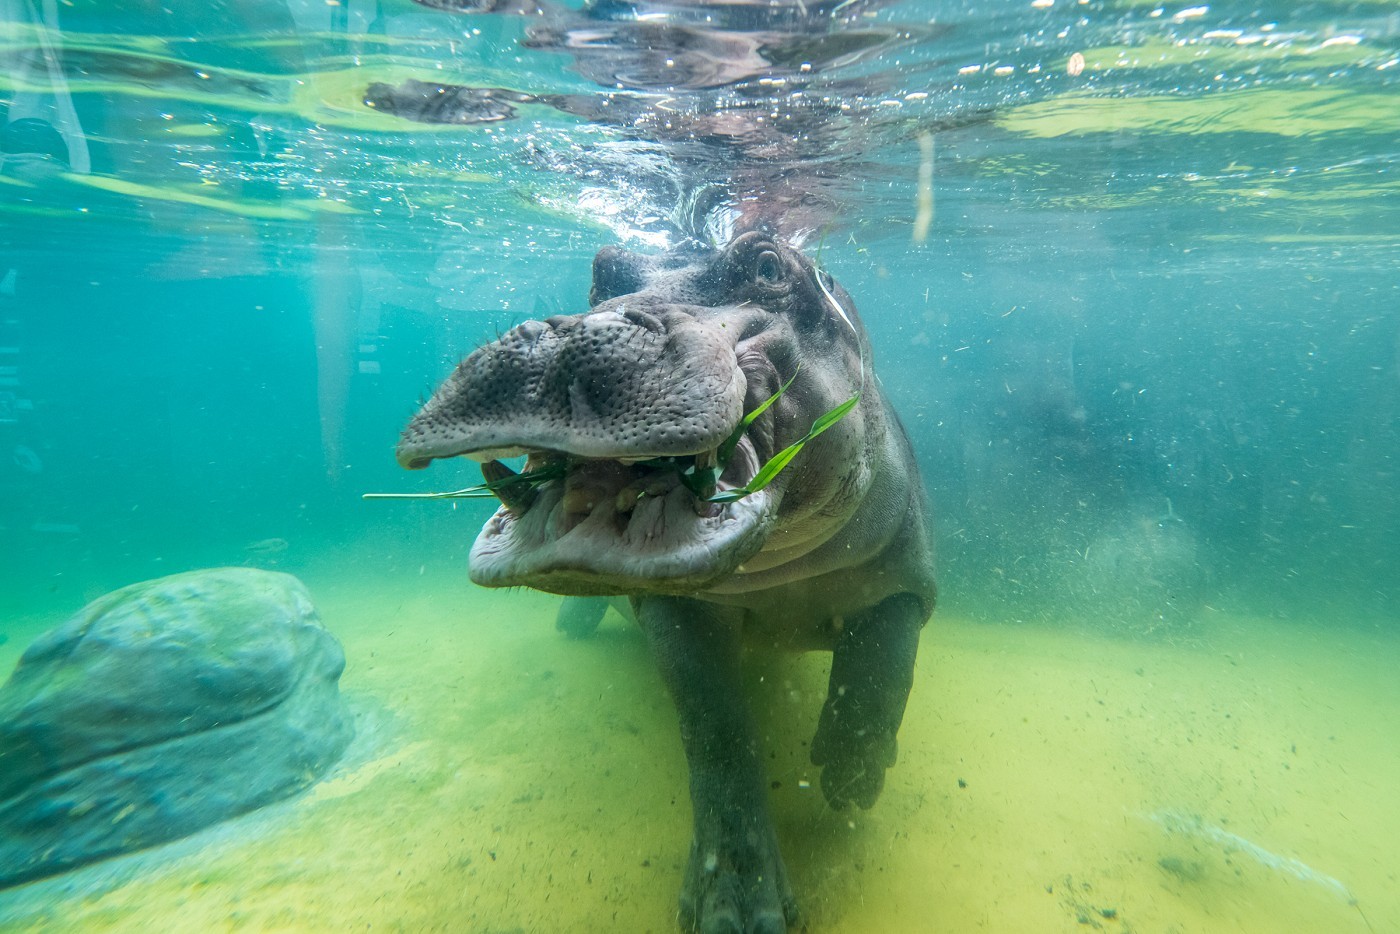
[482,459,538,513]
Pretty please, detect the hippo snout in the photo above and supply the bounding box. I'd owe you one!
[396,303,746,468]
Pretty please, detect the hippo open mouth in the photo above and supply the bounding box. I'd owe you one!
[403,432,775,596]
[392,297,787,595]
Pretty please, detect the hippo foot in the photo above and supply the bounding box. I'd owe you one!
[678,822,797,934]
[554,595,608,639]
[809,593,924,811]
[810,723,897,811]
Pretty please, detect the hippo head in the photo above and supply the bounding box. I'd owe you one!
[397,231,877,596]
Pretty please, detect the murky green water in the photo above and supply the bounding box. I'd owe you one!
[1,0,1396,930]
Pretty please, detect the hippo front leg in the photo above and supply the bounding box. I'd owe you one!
[811,592,926,810]
[636,596,797,934]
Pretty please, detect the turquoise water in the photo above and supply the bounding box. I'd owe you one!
[1,1,1397,931]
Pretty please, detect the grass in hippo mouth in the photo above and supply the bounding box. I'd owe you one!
[364,370,860,510]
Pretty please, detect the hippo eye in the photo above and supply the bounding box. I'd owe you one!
[754,250,783,284]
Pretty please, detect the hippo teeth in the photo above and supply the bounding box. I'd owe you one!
[615,486,641,513]
[475,439,751,525]
[481,459,538,512]
[464,432,771,595]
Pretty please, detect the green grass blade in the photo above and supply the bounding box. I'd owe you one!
[364,460,565,501]
[363,487,497,500]
[717,367,800,468]
[807,392,860,437]
[744,443,805,491]
[708,391,860,502]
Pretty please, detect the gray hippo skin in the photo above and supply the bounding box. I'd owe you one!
[0,568,353,888]
[397,231,936,932]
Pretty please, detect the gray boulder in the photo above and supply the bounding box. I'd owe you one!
[0,567,353,888]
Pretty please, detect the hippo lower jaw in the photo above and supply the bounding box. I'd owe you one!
[463,434,776,596]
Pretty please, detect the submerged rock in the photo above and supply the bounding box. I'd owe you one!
[0,567,353,888]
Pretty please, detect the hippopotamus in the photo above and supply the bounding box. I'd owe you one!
[395,231,936,932]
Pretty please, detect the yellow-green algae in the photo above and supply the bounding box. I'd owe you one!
[1066,35,1382,74]
[162,123,230,139]
[65,173,361,221]
[1000,87,1400,138]
[970,155,1400,222]
[382,161,497,186]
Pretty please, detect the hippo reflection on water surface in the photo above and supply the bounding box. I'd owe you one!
[397,232,936,933]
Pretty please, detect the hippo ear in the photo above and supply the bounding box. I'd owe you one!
[590,246,648,304]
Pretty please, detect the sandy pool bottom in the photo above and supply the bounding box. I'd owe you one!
[1,570,1396,933]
